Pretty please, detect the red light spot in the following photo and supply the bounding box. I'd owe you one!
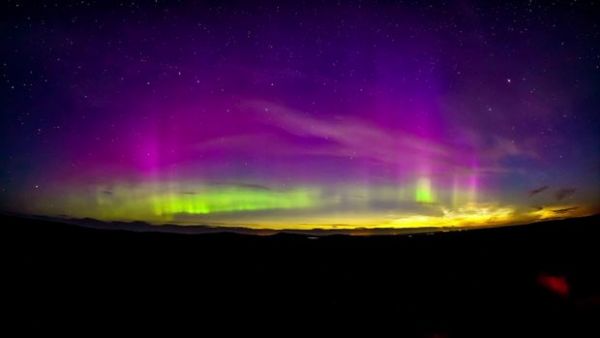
[537,274,570,297]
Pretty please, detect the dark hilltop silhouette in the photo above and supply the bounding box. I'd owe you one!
[6,213,600,337]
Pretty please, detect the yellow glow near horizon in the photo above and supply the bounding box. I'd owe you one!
[527,205,585,220]
[27,181,596,231]
[169,204,518,230]
[386,204,515,228]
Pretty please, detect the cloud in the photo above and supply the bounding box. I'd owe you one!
[241,100,463,171]
[555,188,576,201]
[191,100,539,179]
[528,185,549,197]
[553,206,579,214]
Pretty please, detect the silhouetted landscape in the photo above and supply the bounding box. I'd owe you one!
[8,214,600,336]
[3,1,600,336]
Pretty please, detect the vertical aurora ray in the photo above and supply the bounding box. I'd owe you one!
[467,157,479,204]
[415,177,434,203]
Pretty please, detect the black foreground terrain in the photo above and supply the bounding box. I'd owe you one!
[6,214,600,337]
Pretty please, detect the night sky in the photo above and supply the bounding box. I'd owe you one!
[1,1,599,230]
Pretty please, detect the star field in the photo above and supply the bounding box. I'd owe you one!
[0,1,599,229]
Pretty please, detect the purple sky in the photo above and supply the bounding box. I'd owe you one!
[1,1,599,229]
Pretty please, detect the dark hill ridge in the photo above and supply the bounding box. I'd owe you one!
[4,211,447,235]
[6,214,600,337]
[4,211,596,236]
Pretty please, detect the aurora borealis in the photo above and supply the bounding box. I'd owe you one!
[1,1,599,230]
